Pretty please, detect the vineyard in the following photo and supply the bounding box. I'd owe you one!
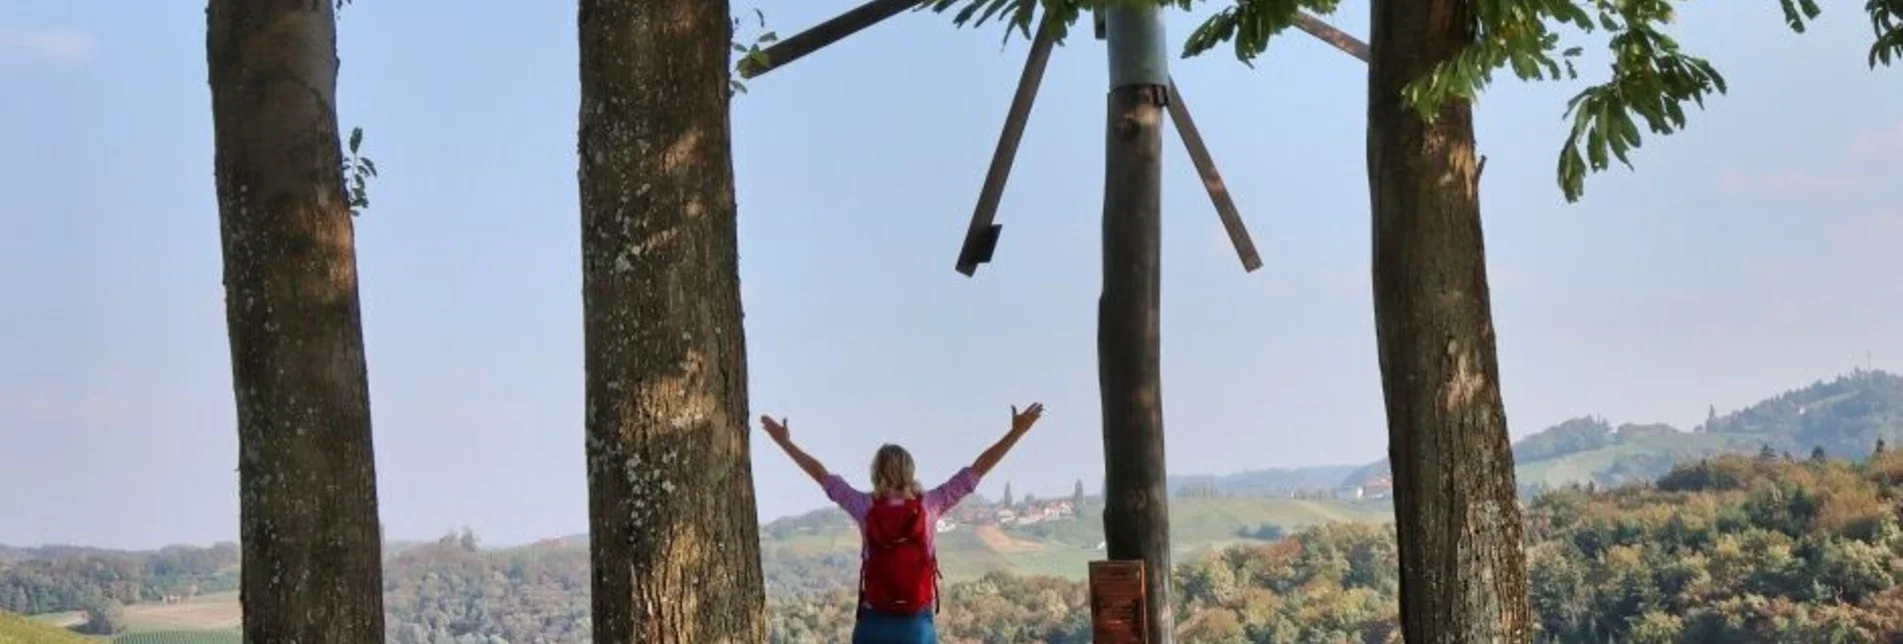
[113,632,241,644]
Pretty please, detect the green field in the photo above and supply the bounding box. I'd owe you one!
[21,591,242,644]
[113,594,239,635]
[762,496,1394,582]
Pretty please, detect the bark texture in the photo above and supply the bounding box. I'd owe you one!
[1366,0,1533,642]
[205,1,386,642]
[1099,83,1175,644]
[577,0,768,641]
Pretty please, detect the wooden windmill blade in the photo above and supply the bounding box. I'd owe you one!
[1291,11,1369,62]
[738,0,923,78]
[1164,78,1262,272]
[955,11,1061,276]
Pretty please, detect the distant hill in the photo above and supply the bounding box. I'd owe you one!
[1343,369,1903,490]
[0,611,91,644]
[1167,464,1362,496]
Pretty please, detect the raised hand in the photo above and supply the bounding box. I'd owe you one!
[1010,403,1044,434]
[760,415,789,444]
[762,415,828,483]
[975,402,1045,476]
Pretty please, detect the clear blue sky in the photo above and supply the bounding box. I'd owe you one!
[1,1,1897,550]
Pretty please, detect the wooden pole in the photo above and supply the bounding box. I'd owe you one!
[956,13,1060,276]
[1291,12,1370,63]
[1099,4,1173,642]
[737,0,919,78]
[1163,79,1261,272]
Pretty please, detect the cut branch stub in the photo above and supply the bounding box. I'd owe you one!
[956,11,1061,276]
[738,0,921,78]
[1292,12,1368,63]
[1165,78,1261,272]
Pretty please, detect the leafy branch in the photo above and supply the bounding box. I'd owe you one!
[343,126,378,216]
[1780,0,1903,68]
[1880,0,1903,66]
[919,0,1886,203]
[1552,6,1724,202]
[730,8,778,96]
[1182,0,1342,65]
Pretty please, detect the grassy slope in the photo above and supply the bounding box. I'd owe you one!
[0,612,96,644]
[1512,431,1748,487]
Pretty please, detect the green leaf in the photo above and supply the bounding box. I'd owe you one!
[348,127,363,154]
[1779,0,1822,31]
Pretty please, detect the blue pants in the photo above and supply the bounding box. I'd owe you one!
[852,608,937,644]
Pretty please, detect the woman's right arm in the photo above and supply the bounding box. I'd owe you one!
[763,415,872,521]
[762,416,829,484]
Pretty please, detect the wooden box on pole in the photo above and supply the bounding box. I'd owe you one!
[1089,559,1150,643]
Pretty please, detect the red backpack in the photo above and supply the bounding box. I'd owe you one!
[860,498,939,614]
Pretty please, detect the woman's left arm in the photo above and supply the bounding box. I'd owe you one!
[972,403,1043,477]
[926,403,1044,513]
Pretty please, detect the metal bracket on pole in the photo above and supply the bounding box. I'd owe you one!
[1103,2,1168,89]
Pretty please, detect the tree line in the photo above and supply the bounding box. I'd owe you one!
[0,543,238,616]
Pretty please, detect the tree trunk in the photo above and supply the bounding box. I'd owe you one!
[1366,0,1532,642]
[577,0,768,641]
[1098,81,1174,644]
[206,2,385,642]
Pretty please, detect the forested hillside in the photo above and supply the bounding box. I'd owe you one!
[0,544,238,615]
[9,449,1903,642]
[1347,370,1903,490]
[9,370,1902,642]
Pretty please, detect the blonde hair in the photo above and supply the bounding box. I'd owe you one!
[871,444,922,499]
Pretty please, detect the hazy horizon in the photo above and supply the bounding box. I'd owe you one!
[0,364,1889,551]
[3,1,1899,550]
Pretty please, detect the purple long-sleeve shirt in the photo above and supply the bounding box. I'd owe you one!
[823,466,982,558]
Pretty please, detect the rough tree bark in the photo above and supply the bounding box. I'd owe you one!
[1366,0,1533,642]
[205,1,385,642]
[577,0,768,641]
